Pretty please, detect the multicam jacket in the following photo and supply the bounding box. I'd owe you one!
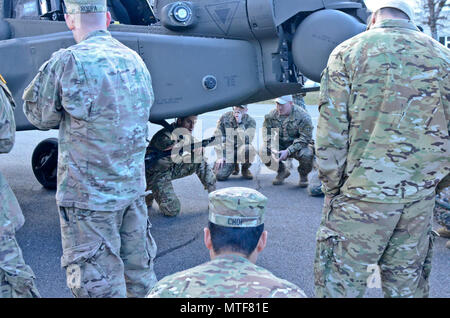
[214,111,256,159]
[262,104,313,154]
[23,30,154,211]
[147,254,307,298]
[316,19,450,202]
[0,77,24,237]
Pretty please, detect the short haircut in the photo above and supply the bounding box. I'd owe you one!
[208,221,264,257]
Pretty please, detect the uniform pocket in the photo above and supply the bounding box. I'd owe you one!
[145,220,157,262]
[421,230,437,283]
[61,239,113,298]
[314,226,345,291]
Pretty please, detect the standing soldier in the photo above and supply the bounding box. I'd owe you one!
[214,105,256,181]
[314,0,449,298]
[22,0,157,297]
[145,115,216,217]
[261,95,314,186]
[0,75,40,298]
[147,187,307,298]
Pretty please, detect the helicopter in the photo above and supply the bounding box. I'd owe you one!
[0,0,368,189]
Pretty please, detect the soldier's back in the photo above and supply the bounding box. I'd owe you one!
[0,79,24,235]
[147,254,306,298]
[329,20,450,202]
[46,30,154,211]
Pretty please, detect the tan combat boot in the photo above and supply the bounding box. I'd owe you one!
[298,174,308,188]
[272,164,290,185]
[145,192,154,207]
[207,183,217,193]
[241,164,253,180]
[232,163,240,175]
[436,226,450,238]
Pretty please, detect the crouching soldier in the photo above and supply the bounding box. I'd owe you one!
[145,115,216,216]
[214,105,257,181]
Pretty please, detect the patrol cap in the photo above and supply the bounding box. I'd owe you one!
[365,0,414,21]
[275,95,293,105]
[233,104,248,109]
[208,187,267,228]
[64,0,107,14]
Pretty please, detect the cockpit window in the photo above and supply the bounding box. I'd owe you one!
[13,0,40,19]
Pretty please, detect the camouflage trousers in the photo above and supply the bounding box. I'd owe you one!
[58,197,157,298]
[216,144,255,181]
[146,159,216,216]
[314,193,436,298]
[263,145,313,177]
[0,236,40,298]
[434,204,450,229]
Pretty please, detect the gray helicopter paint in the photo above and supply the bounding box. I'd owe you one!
[0,0,367,129]
[293,9,366,83]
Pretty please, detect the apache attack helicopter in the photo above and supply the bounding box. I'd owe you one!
[0,0,368,189]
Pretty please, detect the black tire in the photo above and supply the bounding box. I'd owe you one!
[31,138,58,190]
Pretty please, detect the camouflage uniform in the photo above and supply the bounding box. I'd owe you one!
[0,76,40,298]
[292,93,307,110]
[145,123,216,216]
[214,110,256,180]
[315,19,449,298]
[261,104,314,180]
[22,22,157,297]
[147,187,307,298]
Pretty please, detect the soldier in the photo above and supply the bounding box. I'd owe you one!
[145,115,216,217]
[22,0,157,297]
[0,75,40,298]
[435,175,450,249]
[147,187,307,298]
[261,95,314,186]
[214,105,257,181]
[314,0,449,298]
[292,93,307,110]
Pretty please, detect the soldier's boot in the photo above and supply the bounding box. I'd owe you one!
[272,163,290,185]
[232,163,240,175]
[436,226,450,238]
[241,163,253,180]
[145,192,154,207]
[207,183,216,193]
[298,174,308,188]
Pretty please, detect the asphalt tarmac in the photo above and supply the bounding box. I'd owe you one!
[1,104,448,298]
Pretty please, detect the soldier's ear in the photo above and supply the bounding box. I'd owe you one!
[106,11,112,28]
[256,230,268,253]
[371,11,377,26]
[64,14,75,31]
[203,227,213,251]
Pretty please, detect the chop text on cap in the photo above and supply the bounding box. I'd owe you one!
[208,187,267,228]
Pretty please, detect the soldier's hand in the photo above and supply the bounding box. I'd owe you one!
[278,149,289,161]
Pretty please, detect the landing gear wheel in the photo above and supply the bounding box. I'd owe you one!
[31,138,58,190]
